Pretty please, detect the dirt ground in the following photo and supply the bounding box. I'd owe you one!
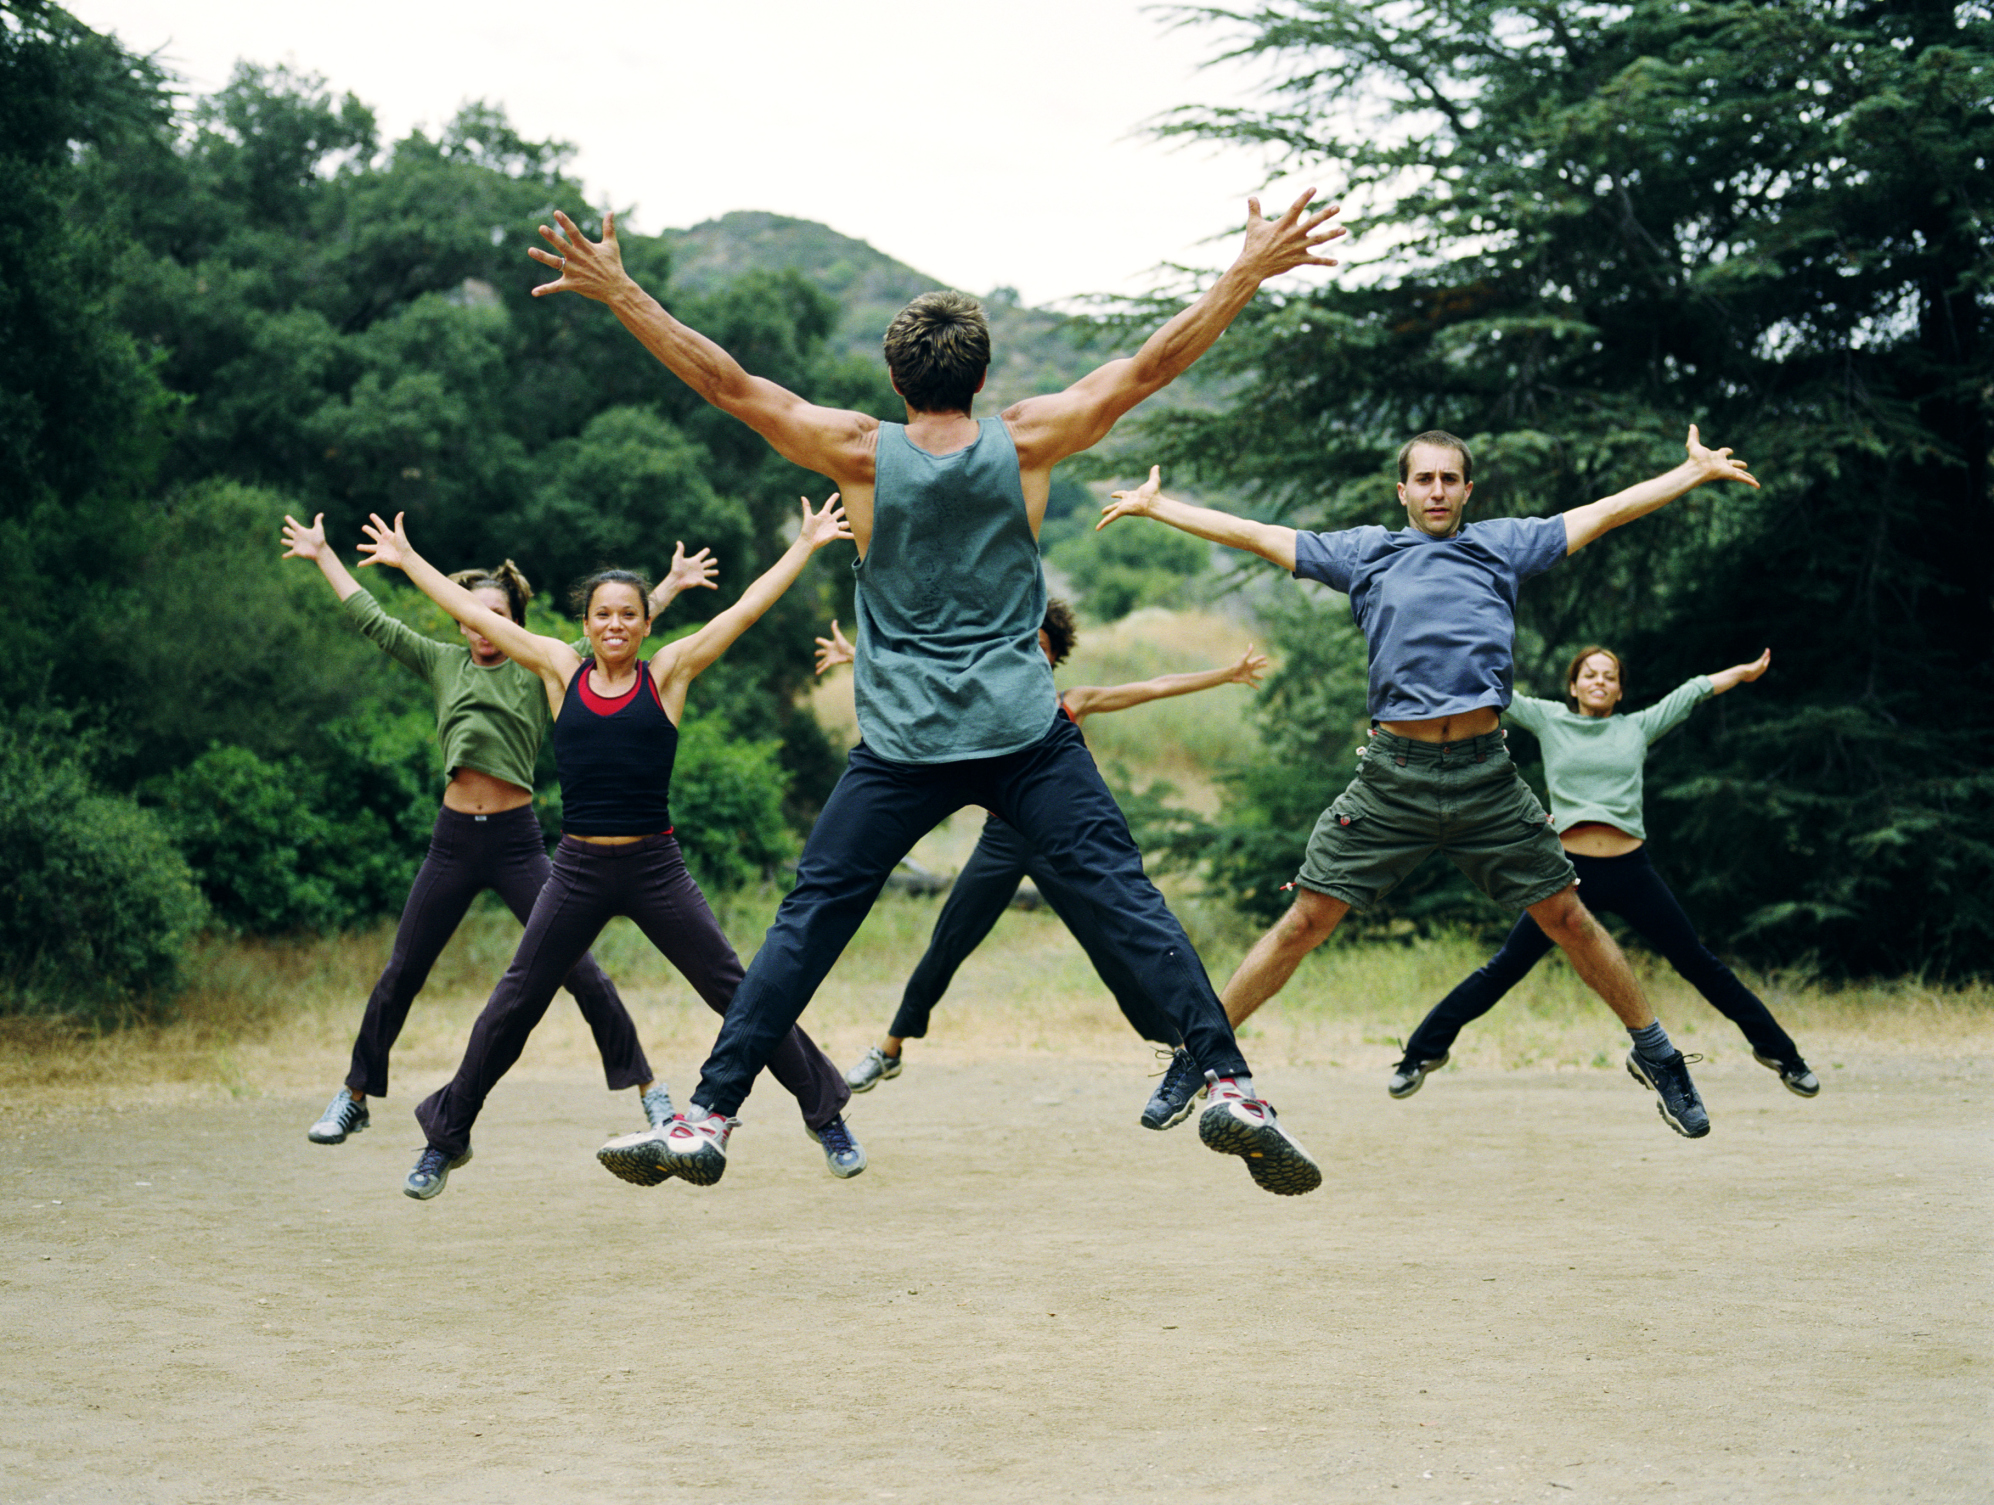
[3,1040,1987,1503]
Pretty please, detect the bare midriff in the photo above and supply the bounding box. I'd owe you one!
[1378,706,1501,744]
[568,833,649,846]
[442,766,534,815]
[1559,821,1644,858]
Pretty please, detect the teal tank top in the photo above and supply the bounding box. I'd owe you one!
[852,419,1057,763]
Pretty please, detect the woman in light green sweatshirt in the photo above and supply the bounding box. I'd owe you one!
[1388,644,1820,1102]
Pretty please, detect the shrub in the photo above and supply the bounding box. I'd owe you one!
[0,720,207,1022]
[671,713,797,893]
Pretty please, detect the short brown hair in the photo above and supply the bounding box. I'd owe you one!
[1041,598,1078,667]
[882,291,990,414]
[1397,430,1474,484]
[569,568,653,619]
[449,558,533,624]
[1562,644,1624,710]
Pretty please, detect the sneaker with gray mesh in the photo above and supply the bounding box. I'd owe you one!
[845,1045,902,1093]
[1140,1047,1206,1131]
[1753,1050,1821,1098]
[1625,1049,1711,1138]
[1387,1052,1448,1100]
[308,1091,369,1144]
[642,1082,676,1129]
[403,1144,472,1200]
[1197,1074,1322,1196]
[806,1115,867,1178]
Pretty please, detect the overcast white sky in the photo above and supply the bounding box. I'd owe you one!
[71,0,1346,307]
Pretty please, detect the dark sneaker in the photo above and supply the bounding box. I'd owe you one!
[845,1045,902,1093]
[403,1144,472,1201]
[1197,1074,1322,1196]
[1753,1050,1821,1098]
[641,1082,676,1129]
[1140,1047,1206,1131]
[1625,1050,1711,1138]
[1387,1052,1448,1100]
[308,1091,369,1144]
[806,1115,867,1179]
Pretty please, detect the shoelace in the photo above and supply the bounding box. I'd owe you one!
[817,1119,855,1156]
[412,1147,449,1178]
[1148,1047,1180,1080]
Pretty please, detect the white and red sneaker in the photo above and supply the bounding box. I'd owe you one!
[1197,1073,1322,1196]
[597,1106,738,1188]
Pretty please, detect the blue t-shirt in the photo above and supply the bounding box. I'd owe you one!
[1293,516,1568,721]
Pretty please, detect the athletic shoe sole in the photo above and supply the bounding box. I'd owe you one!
[597,1129,674,1187]
[1387,1054,1448,1100]
[1624,1053,1711,1139]
[1753,1050,1821,1098]
[1197,1102,1323,1196]
[307,1118,366,1145]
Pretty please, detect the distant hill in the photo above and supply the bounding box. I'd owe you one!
[660,211,1106,412]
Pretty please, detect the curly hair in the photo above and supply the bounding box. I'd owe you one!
[568,568,654,619]
[447,558,533,624]
[1041,598,1078,667]
[881,291,990,414]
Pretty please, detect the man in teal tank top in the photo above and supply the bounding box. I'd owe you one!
[530,191,1345,1195]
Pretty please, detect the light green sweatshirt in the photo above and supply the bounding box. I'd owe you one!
[342,589,552,793]
[1504,676,1714,839]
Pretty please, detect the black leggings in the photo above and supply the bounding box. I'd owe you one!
[1404,845,1801,1063]
[889,812,1178,1046]
[345,805,644,1098]
[415,831,849,1158]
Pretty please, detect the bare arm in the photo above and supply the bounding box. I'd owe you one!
[1004,191,1344,469]
[1096,466,1297,571]
[1707,648,1770,696]
[357,513,579,691]
[813,618,855,677]
[653,496,854,717]
[530,211,877,484]
[1563,425,1759,554]
[1062,646,1269,724]
[281,513,364,601]
[646,541,720,624]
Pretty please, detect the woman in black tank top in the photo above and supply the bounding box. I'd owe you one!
[356,497,863,1200]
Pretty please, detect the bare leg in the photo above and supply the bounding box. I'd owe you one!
[880,1034,907,1058]
[1526,883,1655,1028]
[1220,889,1351,1027]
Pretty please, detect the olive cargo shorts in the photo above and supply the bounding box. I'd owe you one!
[1296,728,1575,913]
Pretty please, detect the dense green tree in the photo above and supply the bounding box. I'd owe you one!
[1126,0,1993,974]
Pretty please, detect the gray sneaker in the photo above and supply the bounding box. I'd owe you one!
[308,1091,369,1144]
[1625,1050,1711,1138]
[1387,1052,1448,1100]
[1140,1047,1206,1130]
[641,1082,676,1129]
[845,1045,902,1093]
[806,1114,867,1179]
[403,1144,472,1200]
[1753,1050,1821,1098]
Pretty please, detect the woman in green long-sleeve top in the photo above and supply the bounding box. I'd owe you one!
[1387,643,1820,1102]
[280,511,716,1147]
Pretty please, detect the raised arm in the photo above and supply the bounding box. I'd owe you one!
[1708,648,1771,696]
[530,211,877,485]
[281,513,365,601]
[356,513,578,690]
[653,496,853,716]
[1062,646,1269,725]
[646,541,721,624]
[1562,425,1759,555]
[1097,466,1297,571]
[1004,192,1343,469]
[813,618,855,677]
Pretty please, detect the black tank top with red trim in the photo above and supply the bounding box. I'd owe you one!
[553,660,678,836]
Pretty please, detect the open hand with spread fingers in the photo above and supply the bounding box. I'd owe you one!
[281,512,330,562]
[1685,424,1759,490]
[1238,188,1347,281]
[1228,645,1270,689]
[796,493,853,552]
[814,619,855,676]
[663,541,720,594]
[1099,465,1166,531]
[357,511,415,571]
[529,209,631,302]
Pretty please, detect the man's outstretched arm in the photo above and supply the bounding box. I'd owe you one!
[1096,467,1297,570]
[1005,191,1343,471]
[531,211,876,484]
[1562,425,1759,554]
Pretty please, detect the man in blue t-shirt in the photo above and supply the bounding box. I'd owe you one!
[1098,426,1760,1139]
